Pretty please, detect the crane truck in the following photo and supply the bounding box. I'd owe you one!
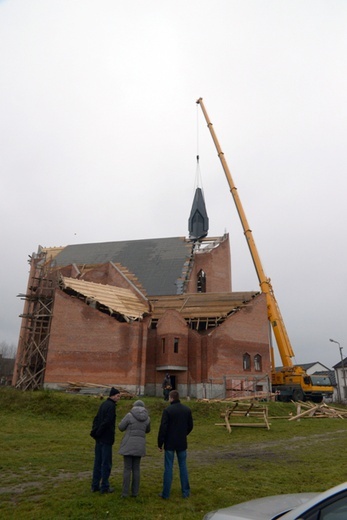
[197,98,333,402]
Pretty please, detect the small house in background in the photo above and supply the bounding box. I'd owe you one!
[13,187,271,399]
[0,354,15,385]
[299,361,331,375]
[333,358,347,403]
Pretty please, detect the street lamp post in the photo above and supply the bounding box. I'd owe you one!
[330,338,346,402]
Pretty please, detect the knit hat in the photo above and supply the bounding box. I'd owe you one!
[109,387,120,397]
[133,400,145,407]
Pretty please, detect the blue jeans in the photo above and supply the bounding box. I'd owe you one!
[162,450,190,499]
[92,442,113,492]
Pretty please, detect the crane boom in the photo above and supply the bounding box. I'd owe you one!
[196,97,295,368]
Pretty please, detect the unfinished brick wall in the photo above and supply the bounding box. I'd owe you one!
[60,262,146,299]
[156,310,189,368]
[43,290,270,396]
[15,234,271,396]
[187,235,232,293]
[187,329,203,383]
[205,294,270,380]
[45,290,144,387]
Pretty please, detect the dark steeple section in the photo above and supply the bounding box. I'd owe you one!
[188,187,209,240]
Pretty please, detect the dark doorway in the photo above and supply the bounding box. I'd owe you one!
[170,375,176,390]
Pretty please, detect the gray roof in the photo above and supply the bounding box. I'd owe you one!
[53,237,194,296]
[333,358,347,370]
[299,362,331,371]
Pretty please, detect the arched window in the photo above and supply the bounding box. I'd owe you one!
[243,353,251,371]
[254,354,262,371]
[197,269,206,293]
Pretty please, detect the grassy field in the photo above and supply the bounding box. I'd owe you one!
[0,388,346,520]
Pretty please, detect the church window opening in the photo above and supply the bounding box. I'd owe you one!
[197,269,206,293]
[254,354,262,371]
[162,338,165,354]
[243,353,251,371]
[174,338,179,353]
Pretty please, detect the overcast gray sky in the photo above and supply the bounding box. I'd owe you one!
[1,0,346,369]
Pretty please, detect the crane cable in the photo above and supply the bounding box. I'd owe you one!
[194,102,205,194]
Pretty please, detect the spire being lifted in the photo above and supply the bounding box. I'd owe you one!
[188,155,209,241]
[188,185,209,240]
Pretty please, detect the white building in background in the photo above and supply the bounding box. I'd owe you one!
[333,358,347,403]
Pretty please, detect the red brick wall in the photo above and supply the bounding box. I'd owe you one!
[61,262,147,300]
[144,327,157,385]
[187,235,232,293]
[45,290,144,387]
[205,294,270,380]
[81,263,125,288]
[80,264,110,285]
[187,329,203,383]
[156,310,188,368]
[41,286,270,395]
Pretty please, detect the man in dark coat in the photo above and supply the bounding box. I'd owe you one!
[157,389,193,499]
[162,373,171,401]
[90,387,120,493]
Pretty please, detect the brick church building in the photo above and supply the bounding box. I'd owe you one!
[13,188,271,398]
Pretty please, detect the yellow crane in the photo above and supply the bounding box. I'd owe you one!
[197,97,333,402]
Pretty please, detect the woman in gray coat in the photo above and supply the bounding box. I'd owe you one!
[118,400,150,498]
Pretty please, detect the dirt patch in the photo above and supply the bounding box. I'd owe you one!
[187,429,347,466]
[0,471,91,496]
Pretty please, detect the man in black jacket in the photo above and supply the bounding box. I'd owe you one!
[90,387,120,493]
[157,389,193,499]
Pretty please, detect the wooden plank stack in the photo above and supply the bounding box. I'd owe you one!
[65,381,134,399]
[288,401,347,421]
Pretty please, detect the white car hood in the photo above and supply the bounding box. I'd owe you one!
[204,493,318,520]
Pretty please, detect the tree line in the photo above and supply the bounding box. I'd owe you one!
[0,341,17,359]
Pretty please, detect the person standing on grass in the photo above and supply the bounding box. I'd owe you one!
[157,389,193,499]
[118,400,151,498]
[90,387,121,494]
[162,373,172,401]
